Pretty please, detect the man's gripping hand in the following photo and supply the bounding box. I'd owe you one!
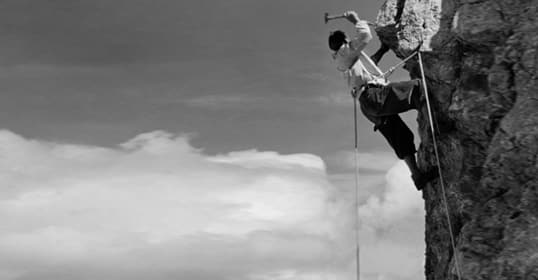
[344,11,359,24]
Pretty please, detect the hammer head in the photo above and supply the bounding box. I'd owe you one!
[324,12,329,24]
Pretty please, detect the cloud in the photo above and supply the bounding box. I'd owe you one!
[327,150,399,173]
[360,161,423,229]
[325,158,425,280]
[358,161,426,280]
[0,130,347,280]
[0,130,425,280]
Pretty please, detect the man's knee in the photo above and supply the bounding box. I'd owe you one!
[377,115,416,159]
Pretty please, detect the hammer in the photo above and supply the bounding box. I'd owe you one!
[324,12,376,26]
[324,12,346,23]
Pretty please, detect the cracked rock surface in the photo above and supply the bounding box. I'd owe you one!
[375,0,538,279]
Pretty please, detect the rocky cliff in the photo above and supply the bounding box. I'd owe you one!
[375,0,538,279]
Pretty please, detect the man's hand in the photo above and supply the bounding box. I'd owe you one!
[344,11,359,24]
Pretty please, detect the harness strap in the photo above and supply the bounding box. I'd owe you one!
[359,51,384,77]
[383,50,419,78]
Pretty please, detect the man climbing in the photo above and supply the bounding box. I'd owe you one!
[328,10,437,190]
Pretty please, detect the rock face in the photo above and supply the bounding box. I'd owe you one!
[375,0,538,279]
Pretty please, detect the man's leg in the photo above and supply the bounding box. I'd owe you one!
[376,115,437,190]
[403,154,420,177]
[360,80,422,119]
[376,115,416,161]
[388,79,423,109]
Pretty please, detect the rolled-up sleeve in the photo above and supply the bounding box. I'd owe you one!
[349,20,372,52]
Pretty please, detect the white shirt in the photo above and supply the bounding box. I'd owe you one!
[332,20,385,89]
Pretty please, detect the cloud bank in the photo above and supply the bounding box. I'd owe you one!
[0,130,425,280]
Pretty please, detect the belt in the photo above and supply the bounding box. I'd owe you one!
[353,81,383,98]
[365,82,383,89]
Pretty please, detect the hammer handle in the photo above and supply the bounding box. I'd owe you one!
[326,14,376,26]
[326,15,346,21]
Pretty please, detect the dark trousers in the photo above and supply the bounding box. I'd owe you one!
[358,79,422,159]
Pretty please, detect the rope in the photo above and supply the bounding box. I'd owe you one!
[352,90,360,280]
[360,51,384,77]
[382,50,419,78]
[417,51,463,280]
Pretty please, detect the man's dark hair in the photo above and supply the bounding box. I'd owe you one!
[328,30,347,52]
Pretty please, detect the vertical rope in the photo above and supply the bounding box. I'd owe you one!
[353,92,360,280]
[418,52,463,280]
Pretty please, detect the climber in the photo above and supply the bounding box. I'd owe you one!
[328,10,438,190]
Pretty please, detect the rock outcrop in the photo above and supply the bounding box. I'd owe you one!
[375,0,538,279]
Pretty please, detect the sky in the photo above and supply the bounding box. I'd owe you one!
[0,1,425,280]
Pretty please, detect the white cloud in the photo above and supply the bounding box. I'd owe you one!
[0,130,343,280]
[209,150,325,170]
[0,130,425,280]
[360,161,423,230]
[326,150,398,172]
[358,161,426,280]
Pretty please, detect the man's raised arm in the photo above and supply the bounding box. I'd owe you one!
[346,11,372,53]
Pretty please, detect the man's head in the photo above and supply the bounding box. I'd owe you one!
[328,30,347,52]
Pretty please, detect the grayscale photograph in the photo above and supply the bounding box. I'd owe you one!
[0,0,536,279]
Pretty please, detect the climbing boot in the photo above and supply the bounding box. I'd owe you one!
[412,168,439,191]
